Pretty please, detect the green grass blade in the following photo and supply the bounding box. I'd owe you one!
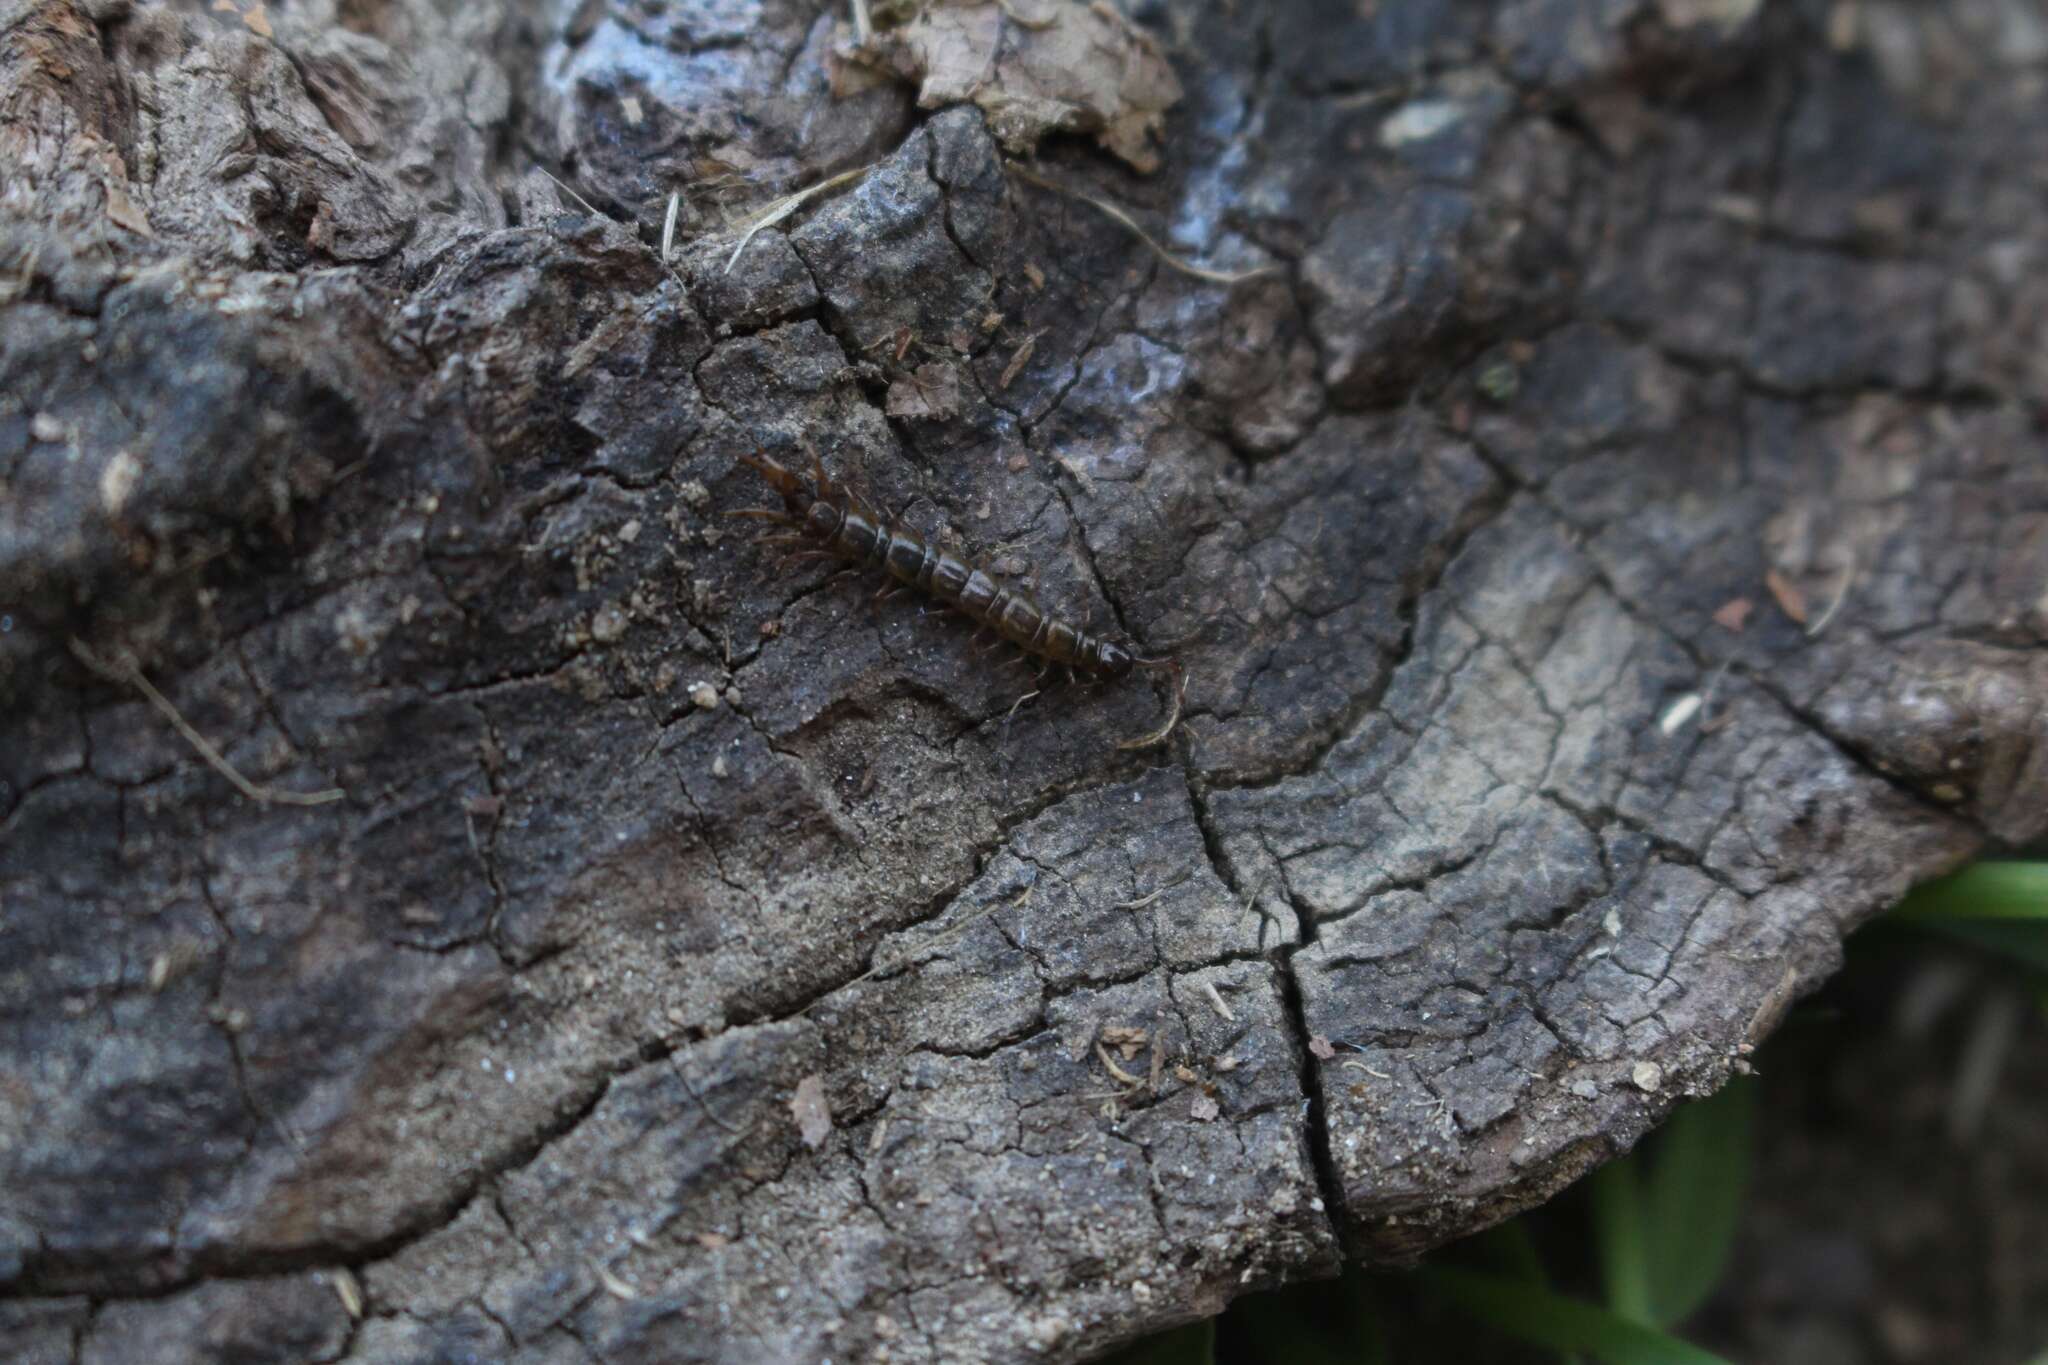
[1643,1077,1755,1326]
[1348,1273,1391,1365]
[1468,1221,1575,1365]
[1472,1217,1551,1285]
[1419,1267,1733,1365]
[1893,862,2048,922]
[1212,1277,1366,1365]
[1907,918,2048,975]
[1587,1152,1654,1325]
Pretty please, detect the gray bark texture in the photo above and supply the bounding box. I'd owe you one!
[3,0,2046,1359]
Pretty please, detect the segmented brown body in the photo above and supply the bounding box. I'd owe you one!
[737,451,1184,747]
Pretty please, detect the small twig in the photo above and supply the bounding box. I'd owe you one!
[849,0,872,44]
[661,190,681,263]
[69,638,344,807]
[724,164,874,273]
[1113,872,1192,910]
[1006,162,1282,286]
[1095,1041,1146,1087]
[535,164,605,219]
[1805,553,1857,638]
[673,1052,745,1136]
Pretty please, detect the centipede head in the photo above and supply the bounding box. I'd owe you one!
[1094,638,1138,678]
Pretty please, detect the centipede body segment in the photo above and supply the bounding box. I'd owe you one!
[735,450,1185,749]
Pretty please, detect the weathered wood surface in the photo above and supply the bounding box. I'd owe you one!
[3,0,2046,1359]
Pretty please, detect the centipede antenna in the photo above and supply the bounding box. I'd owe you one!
[1116,655,1186,751]
[729,507,795,522]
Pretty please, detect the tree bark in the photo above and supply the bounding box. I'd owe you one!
[3,0,2044,1359]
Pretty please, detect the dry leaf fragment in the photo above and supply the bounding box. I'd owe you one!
[846,0,1183,173]
[1307,1035,1337,1060]
[1764,569,1808,624]
[240,2,272,37]
[103,182,154,239]
[1099,1024,1148,1059]
[790,1075,833,1149]
[886,362,964,419]
[1712,596,1754,632]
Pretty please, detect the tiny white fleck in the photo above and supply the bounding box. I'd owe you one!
[1380,99,1466,147]
[1658,693,1703,736]
[504,1068,516,1083]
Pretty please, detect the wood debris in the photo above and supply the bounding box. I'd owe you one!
[1711,596,1754,632]
[790,1075,834,1150]
[1764,568,1809,625]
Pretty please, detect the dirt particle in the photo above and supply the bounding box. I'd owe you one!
[591,603,630,643]
[678,480,712,511]
[592,1259,641,1300]
[30,412,67,443]
[690,681,720,710]
[99,450,142,516]
[1632,1060,1663,1093]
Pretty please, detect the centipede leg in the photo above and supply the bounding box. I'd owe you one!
[871,585,904,614]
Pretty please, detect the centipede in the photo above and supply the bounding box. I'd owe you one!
[733,449,1186,749]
